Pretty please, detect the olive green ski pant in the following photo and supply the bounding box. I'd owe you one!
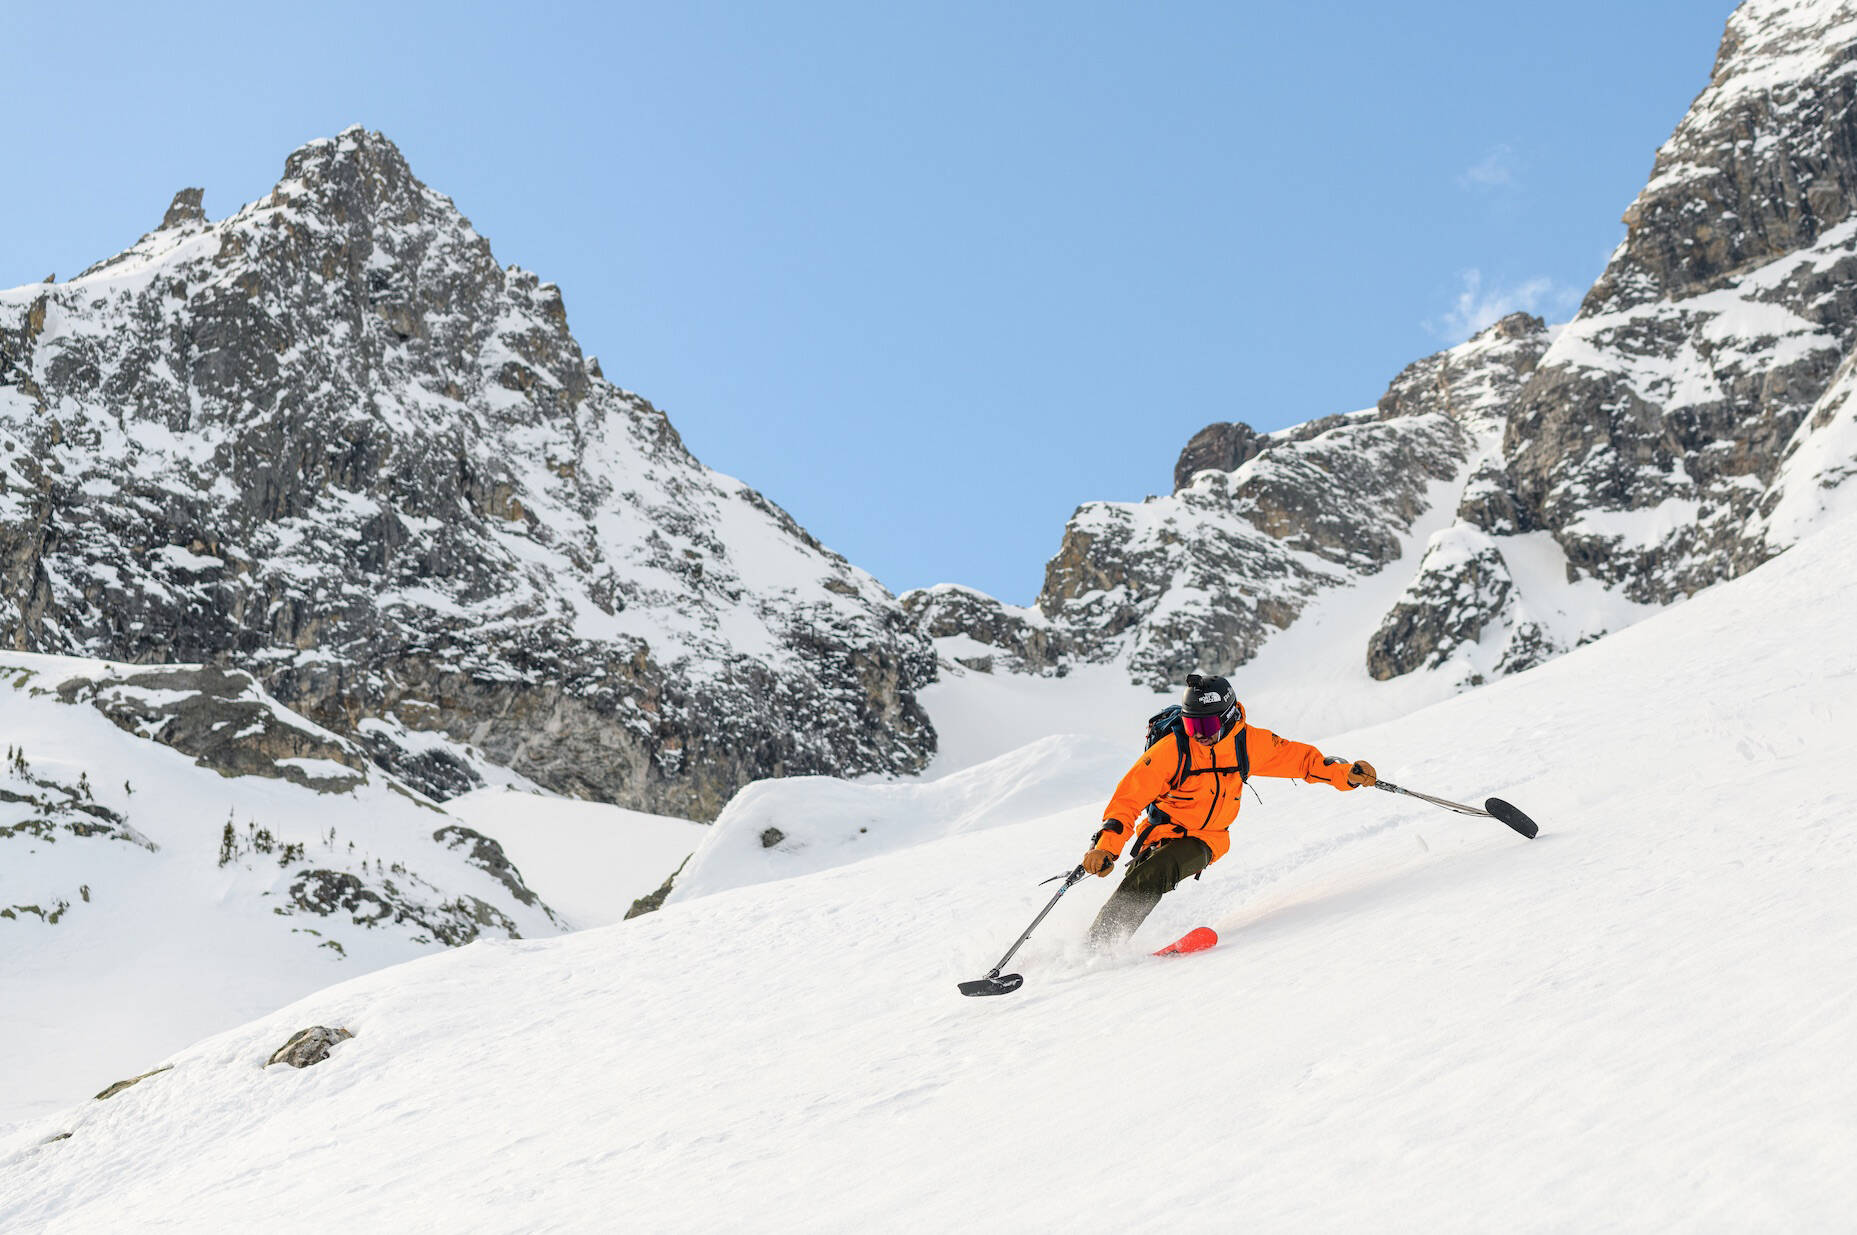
[1087,836,1213,950]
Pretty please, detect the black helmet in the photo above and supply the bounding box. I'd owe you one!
[1182,672,1236,717]
[1181,673,1240,741]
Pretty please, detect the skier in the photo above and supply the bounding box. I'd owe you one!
[1081,672,1376,949]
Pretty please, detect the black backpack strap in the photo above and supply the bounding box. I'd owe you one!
[1168,726,1190,789]
[1236,725,1250,782]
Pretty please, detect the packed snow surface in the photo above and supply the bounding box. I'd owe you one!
[5,510,1855,1230]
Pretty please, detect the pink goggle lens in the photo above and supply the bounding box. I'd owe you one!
[1182,713,1223,738]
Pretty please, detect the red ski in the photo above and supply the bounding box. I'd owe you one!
[1154,926,1218,956]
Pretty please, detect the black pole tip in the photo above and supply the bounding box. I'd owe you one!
[958,973,1025,997]
[1485,797,1540,839]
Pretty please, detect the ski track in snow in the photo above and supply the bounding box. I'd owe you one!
[3,512,1856,1230]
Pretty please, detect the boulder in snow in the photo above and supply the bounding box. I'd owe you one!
[267,1027,354,1069]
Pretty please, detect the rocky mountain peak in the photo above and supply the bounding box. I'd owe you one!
[0,129,934,818]
[273,127,461,244]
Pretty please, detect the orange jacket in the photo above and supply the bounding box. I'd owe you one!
[1092,705,1355,864]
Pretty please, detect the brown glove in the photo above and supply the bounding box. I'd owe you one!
[1082,847,1117,876]
[1347,760,1377,787]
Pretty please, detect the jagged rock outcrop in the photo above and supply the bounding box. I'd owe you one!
[287,866,519,946]
[54,664,370,793]
[0,127,934,818]
[899,585,1069,675]
[3,734,157,925]
[1034,316,1550,688]
[624,854,688,920]
[4,649,562,974]
[1173,422,1265,492]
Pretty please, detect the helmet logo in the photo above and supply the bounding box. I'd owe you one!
[1200,692,1223,704]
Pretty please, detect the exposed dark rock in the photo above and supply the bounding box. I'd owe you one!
[1,753,157,921]
[624,854,690,920]
[1375,313,1548,433]
[95,1064,173,1100]
[288,867,518,946]
[1040,314,1553,688]
[54,665,369,793]
[759,826,786,849]
[160,188,206,230]
[1173,421,1264,492]
[433,823,550,914]
[1367,530,1516,682]
[1040,410,1472,687]
[266,1026,353,1069]
[899,585,1070,676]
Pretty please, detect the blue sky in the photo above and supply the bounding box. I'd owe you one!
[2,1,1737,603]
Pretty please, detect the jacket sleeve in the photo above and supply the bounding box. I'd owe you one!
[1244,725,1355,790]
[1093,738,1180,856]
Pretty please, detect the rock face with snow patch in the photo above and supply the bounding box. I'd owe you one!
[0,128,933,818]
[898,585,1069,676]
[1366,1,1857,684]
[1030,316,1549,688]
[1504,0,1857,596]
[54,664,371,793]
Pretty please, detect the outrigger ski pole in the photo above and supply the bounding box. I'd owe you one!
[1371,780,1541,839]
[958,864,1087,997]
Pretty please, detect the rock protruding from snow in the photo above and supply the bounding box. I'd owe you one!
[266,1027,353,1069]
[94,1065,173,1101]
[899,585,1069,676]
[0,127,934,820]
[1032,5,1857,697]
[1172,421,1266,493]
[54,664,371,793]
[432,824,541,909]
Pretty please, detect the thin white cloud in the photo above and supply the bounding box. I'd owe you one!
[1429,269,1581,341]
[1457,144,1519,190]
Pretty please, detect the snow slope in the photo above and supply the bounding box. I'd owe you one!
[5,510,1854,1230]
[444,788,707,927]
[0,655,564,1129]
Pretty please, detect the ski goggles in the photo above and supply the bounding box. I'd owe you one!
[1182,712,1225,739]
